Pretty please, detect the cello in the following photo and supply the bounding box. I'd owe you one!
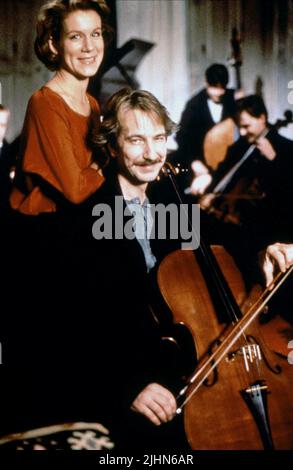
[158,164,293,449]
[199,109,293,225]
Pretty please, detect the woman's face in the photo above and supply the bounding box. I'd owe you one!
[57,9,104,79]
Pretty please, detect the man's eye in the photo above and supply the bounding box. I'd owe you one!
[155,136,166,142]
[131,138,142,144]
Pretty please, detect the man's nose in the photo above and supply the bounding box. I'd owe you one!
[143,141,157,160]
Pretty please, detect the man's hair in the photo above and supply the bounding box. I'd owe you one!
[235,95,268,121]
[93,88,177,151]
[205,63,229,88]
[34,0,112,71]
[0,104,8,112]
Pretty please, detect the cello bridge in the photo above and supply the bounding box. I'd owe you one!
[245,382,268,395]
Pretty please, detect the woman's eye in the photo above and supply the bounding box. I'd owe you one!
[69,34,81,40]
[92,30,102,38]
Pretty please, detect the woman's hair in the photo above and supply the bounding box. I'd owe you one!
[34,0,112,71]
[93,87,177,151]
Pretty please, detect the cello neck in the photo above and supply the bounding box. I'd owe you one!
[230,27,242,91]
[235,66,242,91]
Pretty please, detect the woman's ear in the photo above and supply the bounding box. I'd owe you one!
[48,36,59,56]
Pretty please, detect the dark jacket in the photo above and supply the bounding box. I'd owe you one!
[175,88,236,167]
[210,128,293,250]
[80,170,191,448]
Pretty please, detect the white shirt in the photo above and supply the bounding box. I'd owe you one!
[207,99,223,124]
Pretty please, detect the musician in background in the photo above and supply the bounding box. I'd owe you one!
[174,63,239,168]
[190,95,293,252]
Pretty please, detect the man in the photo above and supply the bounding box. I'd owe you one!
[85,88,191,450]
[262,242,293,288]
[190,95,293,254]
[174,63,239,168]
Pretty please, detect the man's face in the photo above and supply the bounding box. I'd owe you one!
[238,111,266,143]
[114,107,167,187]
[206,85,226,103]
[0,110,9,143]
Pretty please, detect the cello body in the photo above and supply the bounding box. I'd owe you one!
[157,247,293,449]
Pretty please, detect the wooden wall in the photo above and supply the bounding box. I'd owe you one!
[0,0,292,141]
[187,0,293,138]
[0,0,51,141]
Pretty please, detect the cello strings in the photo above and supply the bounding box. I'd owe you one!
[178,269,287,400]
[177,266,293,411]
[166,166,249,335]
[164,163,267,397]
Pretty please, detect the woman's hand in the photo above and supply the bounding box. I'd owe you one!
[131,383,177,426]
[90,161,103,176]
[90,161,99,170]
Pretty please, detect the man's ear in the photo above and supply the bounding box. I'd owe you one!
[4,110,10,122]
[260,113,267,124]
[48,36,59,56]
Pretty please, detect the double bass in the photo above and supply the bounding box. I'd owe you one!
[204,27,242,171]
[158,164,293,449]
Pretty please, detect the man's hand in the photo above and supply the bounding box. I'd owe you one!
[131,383,177,426]
[189,160,212,195]
[255,137,276,161]
[234,89,245,100]
[261,243,293,289]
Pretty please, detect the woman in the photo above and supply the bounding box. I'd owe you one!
[1,0,113,440]
[10,0,111,214]
[8,1,112,277]
[8,0,112,259]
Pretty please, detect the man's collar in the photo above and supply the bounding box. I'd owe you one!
[126,196,150,207]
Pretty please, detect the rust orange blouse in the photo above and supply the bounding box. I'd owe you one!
[10,86,104,215]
